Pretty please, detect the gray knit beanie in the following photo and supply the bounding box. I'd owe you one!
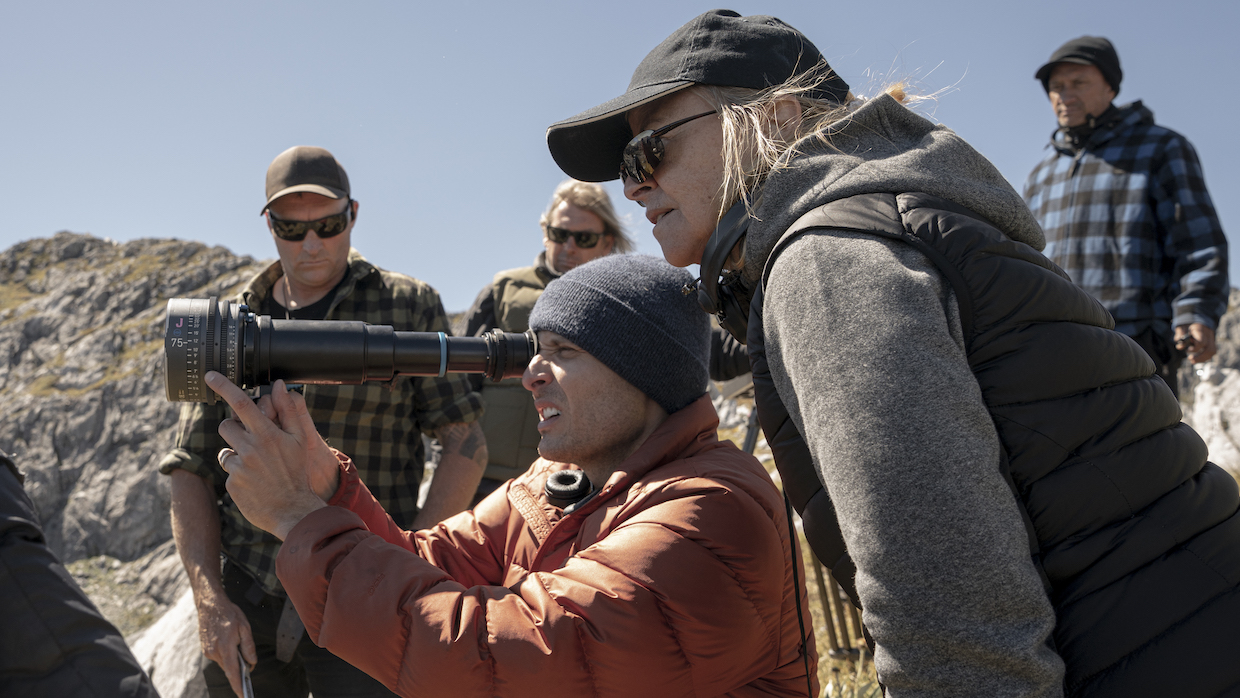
[529,254,710,414]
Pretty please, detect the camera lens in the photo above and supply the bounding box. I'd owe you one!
[164,298,245,403]
[163,298,537,403]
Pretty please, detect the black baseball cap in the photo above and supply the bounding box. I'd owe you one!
[261,146,351,213]
[1035,36,1123,94]
[546,9,849,183]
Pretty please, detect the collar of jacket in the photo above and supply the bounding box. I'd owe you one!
[1051,100,1153,156]
[534,250,563,280]
[556,394,720,518]
[241,248,377,313]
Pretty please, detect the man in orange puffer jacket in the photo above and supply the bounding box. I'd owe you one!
[207,254,817,697]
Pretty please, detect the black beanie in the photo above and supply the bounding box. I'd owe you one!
[1036,36,1122,95]
[528,255,710,414]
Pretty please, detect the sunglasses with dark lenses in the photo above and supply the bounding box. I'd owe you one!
[267,201,353,241]
[619,110,717,183]
[545,226,605,249]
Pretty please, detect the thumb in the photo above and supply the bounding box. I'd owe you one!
[272,380,316,439]
[239,623,258,667]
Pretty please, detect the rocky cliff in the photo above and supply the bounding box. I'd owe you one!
[1,232,267,563]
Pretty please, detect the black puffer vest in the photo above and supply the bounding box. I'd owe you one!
[750,192,1240,697]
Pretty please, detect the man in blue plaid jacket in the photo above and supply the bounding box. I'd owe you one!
[1024,36,1229,396]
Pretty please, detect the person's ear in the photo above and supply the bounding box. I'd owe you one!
[769,96,803,141]
[350,199,359,223]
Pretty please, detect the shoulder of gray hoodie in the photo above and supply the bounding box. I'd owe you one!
[750,95,1065,698]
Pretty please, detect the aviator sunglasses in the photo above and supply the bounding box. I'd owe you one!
[267,201,353,241]
[545,225,605,249]
[619,110,717,183]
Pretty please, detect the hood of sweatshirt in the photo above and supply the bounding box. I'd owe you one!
[1050,100,1152,157]
[743,94,1045,284]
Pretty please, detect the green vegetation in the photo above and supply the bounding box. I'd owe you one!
[0,283,37,314]
[20,336,158,398]
[0,266,50,314]
[66,556,161,637]
[26,373,62,396]
[121,247,194,285]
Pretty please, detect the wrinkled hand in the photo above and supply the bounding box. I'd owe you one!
[194,588,256,697]
[206,373,342,540]
[1175,323,1217,364]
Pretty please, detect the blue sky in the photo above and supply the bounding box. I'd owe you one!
[3,0,1237,311]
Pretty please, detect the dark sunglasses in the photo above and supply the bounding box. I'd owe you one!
[545,226,606,249]
[619,110,717,183]
[267,201,353,241]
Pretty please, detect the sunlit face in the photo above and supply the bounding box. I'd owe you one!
[522,331,664,486]
[266,193,355,293]
[622,90,726,268]
[1046,63,1116,128]
[543,202,613,274]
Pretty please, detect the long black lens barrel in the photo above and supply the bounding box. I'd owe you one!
[164,298,537,403]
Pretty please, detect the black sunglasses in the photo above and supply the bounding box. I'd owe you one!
[620,110,717,183]
[267,201,353,241]
[545,226,606,249]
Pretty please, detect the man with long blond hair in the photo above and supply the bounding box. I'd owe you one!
[459,179,632,500]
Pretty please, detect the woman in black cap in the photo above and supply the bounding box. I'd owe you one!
[548,9,1240,698]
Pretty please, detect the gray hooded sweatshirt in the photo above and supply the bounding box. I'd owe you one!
[748,95,1065,698]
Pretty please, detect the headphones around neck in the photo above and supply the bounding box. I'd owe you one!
[687,199,755,343]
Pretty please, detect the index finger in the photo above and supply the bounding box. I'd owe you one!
[205,371,279,437]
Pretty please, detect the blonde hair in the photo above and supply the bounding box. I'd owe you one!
[694,62,910,217]
[539,179,634,254]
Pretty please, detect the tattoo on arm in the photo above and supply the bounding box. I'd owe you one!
[437,422,487,467]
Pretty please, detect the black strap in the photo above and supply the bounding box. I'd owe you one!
[784,491,814,698]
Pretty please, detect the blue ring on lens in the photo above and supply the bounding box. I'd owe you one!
[438,332,447,377]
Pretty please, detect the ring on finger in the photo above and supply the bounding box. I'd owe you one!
[217,448,237,473]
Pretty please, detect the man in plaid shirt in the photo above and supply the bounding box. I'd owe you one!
[1024,36,1229,396]
[158,146,486,698]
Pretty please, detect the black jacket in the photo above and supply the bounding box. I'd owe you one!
[0,454,156,697]
[752,192,1240,697]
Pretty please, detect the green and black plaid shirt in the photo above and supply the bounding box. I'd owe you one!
[158,250,483,595]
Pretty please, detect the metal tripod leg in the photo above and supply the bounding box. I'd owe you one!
[811,556,843,657]
[824,568,860,662]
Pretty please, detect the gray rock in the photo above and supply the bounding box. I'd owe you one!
[1177,288,1240,479]
[0,231,270,563]
[128,589,209,698]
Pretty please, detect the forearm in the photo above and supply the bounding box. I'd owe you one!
[765,232,1063,697]
[414,421,487,529]
[1170,232,1228,329]
[1171,243,1228,330]
[170,467,258,694]
[709,326,751,381]
[170,470,226,599]
[1160,141,1229,328]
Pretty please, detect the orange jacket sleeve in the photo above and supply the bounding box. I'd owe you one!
[279,451,809,697]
